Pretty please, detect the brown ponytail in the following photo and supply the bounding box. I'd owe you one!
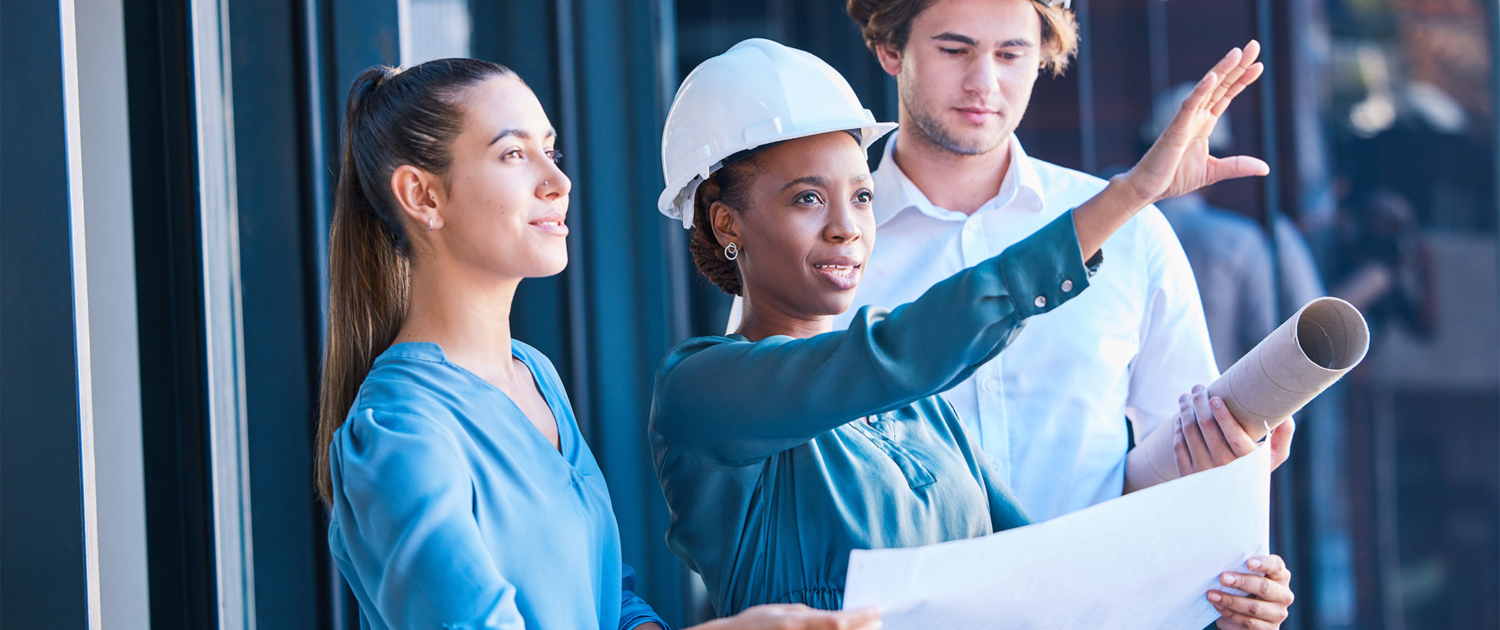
[316,59,514,505]
[688,158,760,296]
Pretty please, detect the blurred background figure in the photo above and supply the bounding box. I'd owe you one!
[7,0,1498,629]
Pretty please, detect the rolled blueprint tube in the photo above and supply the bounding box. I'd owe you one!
[1130,297,1370,488]
[1208,297,1369,438]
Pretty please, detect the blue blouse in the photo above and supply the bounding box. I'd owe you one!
[649,211,1097,615]
[328,341,665,630]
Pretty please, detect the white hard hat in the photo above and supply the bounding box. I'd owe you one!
[657,38,898,228]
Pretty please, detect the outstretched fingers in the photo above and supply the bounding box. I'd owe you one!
[1211,62,1264,117]
[1208,41,1260,106]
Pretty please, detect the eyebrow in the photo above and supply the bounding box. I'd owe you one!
[779,174,872,192]
[931,32,1035,49]
[489,127,557,146]
[932,32,977,46]
[780,176,829,192]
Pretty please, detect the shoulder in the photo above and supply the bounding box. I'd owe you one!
[355,355,452,420]
[339,346,466,449]
[659,335,746,372]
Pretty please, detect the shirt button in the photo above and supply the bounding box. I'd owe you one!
[1034,295,1047,308]
[1061,279,1074,293]
[964,221,977,232]
[983,378,1000,392]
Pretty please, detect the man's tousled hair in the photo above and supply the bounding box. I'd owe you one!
[847,0,1080,76]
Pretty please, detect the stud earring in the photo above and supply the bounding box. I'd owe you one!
[724,242,739,261]
[428,217,435,230]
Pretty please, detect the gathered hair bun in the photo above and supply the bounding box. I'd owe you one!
[689,172,744,296]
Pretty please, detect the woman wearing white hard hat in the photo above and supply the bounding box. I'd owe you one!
[316,58,881,630]
[648,37,1290,623]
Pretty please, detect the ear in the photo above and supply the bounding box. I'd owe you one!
[709,200,741,247]
[390,164,447,229]
[875,43,903,77]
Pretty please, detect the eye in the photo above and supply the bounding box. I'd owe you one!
[547,149,563,164]
[941,47,965,56]
[854,190,874,204]
[502,148,523,160]
[999,52,1021,61]
[796,191,824,206]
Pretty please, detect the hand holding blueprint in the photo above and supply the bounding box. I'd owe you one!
[843,445,1272,629]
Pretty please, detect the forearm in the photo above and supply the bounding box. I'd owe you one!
[657,212,1095,464]
[1071,175,1152,261]
[1123,420,1180,493]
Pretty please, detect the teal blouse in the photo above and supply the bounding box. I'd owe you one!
[328,341,665,630]
[649,211,1098,615]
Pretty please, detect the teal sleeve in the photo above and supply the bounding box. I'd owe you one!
[654,210,1098,466]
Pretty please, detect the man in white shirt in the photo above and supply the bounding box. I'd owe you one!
[828,0,1296,520]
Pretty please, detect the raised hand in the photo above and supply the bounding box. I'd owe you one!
[1123,40,1269,206]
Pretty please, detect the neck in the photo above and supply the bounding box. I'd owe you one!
[892,114,1013,216]
[397,255,522,374]
[734,291,833,341]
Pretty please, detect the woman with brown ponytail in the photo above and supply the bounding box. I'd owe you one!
[316,59,881,630]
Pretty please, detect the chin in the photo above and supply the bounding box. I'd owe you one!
[818,294,858,318]
[524,250,569,279]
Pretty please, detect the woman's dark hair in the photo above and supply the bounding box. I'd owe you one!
[689,157,760,296]
[316,59,514,504]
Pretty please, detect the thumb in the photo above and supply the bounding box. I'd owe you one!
[1205,155,1271,186]
[1269,418,1296,471]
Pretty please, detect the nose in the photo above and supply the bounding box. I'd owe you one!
[539,159,572,199]
[963,56,1001,99]
[823,198,862,244]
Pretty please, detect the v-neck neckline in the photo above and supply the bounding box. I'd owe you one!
[386,341,575,463]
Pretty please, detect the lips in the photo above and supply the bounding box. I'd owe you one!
[530,214,568,237]
[955,107,1000,125]
[812,257,862,291]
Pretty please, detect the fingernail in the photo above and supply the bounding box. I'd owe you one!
[1248,558,1263,570]
[1208,592,1223,603]
[1222,573,1237,585]
[1180,394,1188,403]
[1212,399,1223,409]
[1193,384,1204,393]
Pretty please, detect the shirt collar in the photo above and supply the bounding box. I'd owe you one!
[871,131,1048,227]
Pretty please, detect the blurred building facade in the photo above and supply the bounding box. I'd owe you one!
[3,0,1497,628]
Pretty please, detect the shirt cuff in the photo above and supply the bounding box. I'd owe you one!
[997,209,1100,319]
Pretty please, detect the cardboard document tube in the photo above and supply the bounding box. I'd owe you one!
[1128,297,1370,488]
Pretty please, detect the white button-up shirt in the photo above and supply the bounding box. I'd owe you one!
[730,132,1218,521]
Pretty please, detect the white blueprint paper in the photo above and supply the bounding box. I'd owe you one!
[843,446,1271,629]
